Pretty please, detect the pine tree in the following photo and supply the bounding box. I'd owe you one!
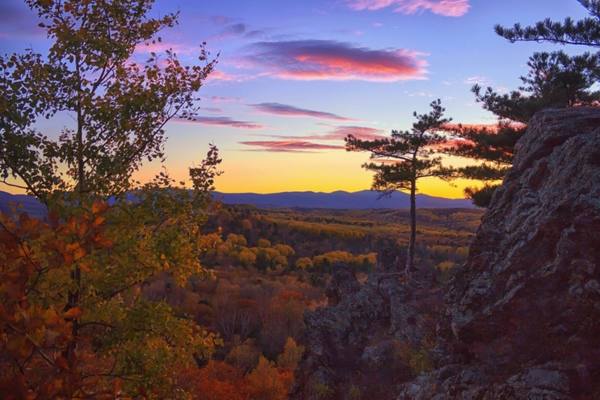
[445,122,524,207]
[473,51,600,123]
[346,100,455,276]
[495,0,600,48]
[449,0,600,207]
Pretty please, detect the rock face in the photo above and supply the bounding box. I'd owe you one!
[291,108,600,400]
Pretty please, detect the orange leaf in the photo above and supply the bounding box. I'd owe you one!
[92,200,108,215]
[77,221,89,238]
[93,215,106,227]
[63,307,82,319]
[73,247,86,261]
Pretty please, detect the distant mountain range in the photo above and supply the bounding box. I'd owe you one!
[0,190,474,218]
[214,190,474,209]
[0,191,48,219]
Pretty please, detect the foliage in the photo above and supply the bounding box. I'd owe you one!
[246,356,291,400]
[448,0,600,207]
[226,340,261,373]
[295,257,314,270]
[178,360,250,400]
[472,52,600,124]
[495,0,600,48]
[0,0,216,201]
[0,0,224,397]
[277,337,305,371]
[0,203,220,398]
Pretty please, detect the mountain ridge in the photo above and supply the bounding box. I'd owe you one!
[212,190,474,209]
[0,190,474,218]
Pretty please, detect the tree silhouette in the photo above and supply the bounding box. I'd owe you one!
[495,0,600,48]
[346,100,455,276]
[448,0,600,207]
[448,51,600,206]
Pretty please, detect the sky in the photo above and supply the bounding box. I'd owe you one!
[0,0,590,198]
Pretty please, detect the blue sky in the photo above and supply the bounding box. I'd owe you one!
[0,0,591,196]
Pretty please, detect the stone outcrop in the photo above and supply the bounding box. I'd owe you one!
[291,108,600,400]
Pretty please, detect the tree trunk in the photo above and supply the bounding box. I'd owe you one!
[405,179,417,277]
[65,54,84,392]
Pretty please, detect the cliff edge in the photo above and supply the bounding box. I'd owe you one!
[292,108,600,400]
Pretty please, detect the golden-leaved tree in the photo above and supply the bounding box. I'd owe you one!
[0,0,223,397]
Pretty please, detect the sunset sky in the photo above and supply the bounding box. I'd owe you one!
[0,0,588,198]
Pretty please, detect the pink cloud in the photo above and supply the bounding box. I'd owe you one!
[207,70,252,83]
[325,125,386,140]
[250,103,353,121]
[262,126,385,142]
[199,107,223,113]
[239,140,344,152]
[244,40,427,82]
[346,0,470,16]
[174,116,264,130]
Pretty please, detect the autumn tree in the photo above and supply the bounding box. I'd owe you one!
[448,0,600,207]
[246,356,290,400]
[0,0,215,201]
[0,0,223,397]
[346,100,455,276]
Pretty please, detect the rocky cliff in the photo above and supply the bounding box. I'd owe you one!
[291,108,600,400]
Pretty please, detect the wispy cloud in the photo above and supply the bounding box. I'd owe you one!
[207,70,252,83]
[198,107,223,113]
[464,75,492,86]
[210,15,234,25]
[242,40,427,82]
[210,96,243,103]
[346,0,470,17]
[262,126,386,142]
[239,140,344,152]
[208,19,267,41]
[174,116,264,130]
[324,125,386,140]
[250,103,353,121]
[210,23,248,41]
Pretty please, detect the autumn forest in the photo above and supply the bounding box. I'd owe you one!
[2,0,600,399]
